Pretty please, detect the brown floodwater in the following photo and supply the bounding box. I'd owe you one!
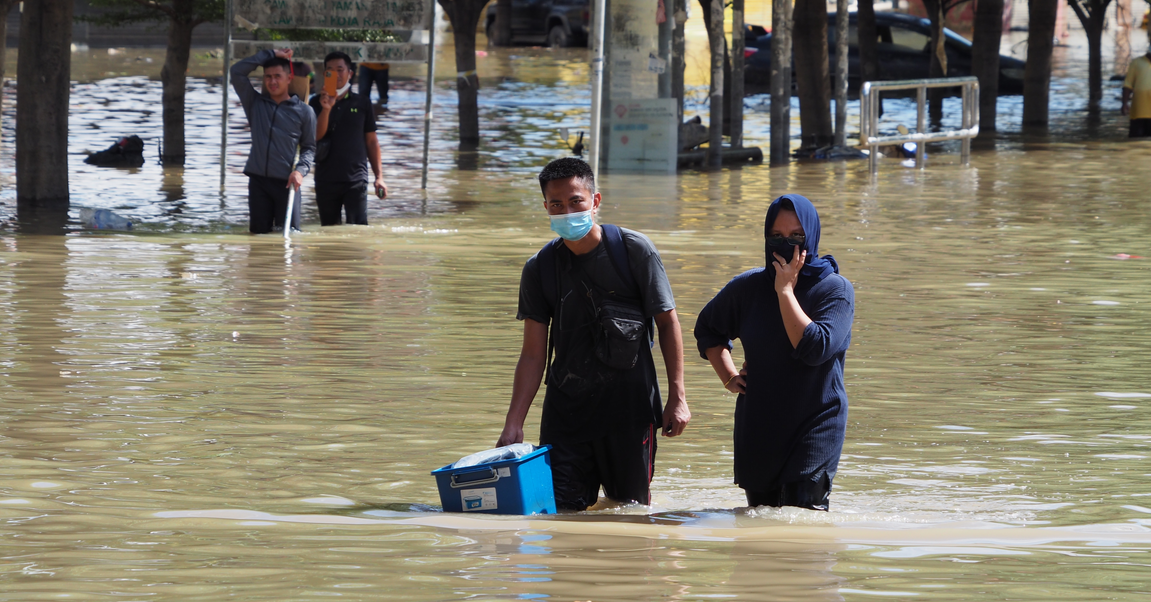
[1,34,1150,600]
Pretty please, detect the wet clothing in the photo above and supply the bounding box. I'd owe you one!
[517,227,676,509]
[745,473,831,511]
[694,194,853,502]
[547,422,657,510]
[359,63,390,104]
[1130,119,1151,138]
[1123,54,1151,121]
[247,174,301,234]
[230,50,315,182]
[308,92,376,185]
[316,181,369,226]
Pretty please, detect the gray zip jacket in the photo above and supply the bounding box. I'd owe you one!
[231,50,316,180]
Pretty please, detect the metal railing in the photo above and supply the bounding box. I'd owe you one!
[860,77,980,174]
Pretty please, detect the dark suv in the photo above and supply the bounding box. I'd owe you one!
[484,0,590,48]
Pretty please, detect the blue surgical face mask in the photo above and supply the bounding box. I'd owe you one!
[549,209,594,241]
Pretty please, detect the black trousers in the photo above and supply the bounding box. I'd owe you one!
[744,473,832,511]
[247,174,301,234]
[544,423,657,511]
[358,66,389,103]
[1130,118,1151,138]
[315,181,369,226]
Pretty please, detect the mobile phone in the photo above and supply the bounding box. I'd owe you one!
[323,70,337,97]
[375,185,386,199]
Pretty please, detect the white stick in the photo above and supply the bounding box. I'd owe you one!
[284,186,297,239]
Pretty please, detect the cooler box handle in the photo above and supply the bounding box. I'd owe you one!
[450,466,500,488]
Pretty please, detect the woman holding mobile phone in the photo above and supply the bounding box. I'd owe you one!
[694,195,854,511]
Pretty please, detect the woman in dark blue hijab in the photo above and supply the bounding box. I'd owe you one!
[694,195,854,510]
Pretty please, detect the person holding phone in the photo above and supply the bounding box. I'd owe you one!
[694,195,854,511]
[308,51,388,226]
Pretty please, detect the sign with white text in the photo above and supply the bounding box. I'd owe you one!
[231,41,428,64]
[233,0,430,30]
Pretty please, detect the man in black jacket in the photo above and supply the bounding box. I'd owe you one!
[309,51,388,226]
[231,49,316,233]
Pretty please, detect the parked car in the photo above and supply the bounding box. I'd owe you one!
[745,11,1026,95]
[484,0,590,48]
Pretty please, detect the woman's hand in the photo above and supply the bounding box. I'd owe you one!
[724,360,749,395]
[772,247,807,295]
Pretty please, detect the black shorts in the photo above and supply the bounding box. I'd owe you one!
[543,423,657,511]
[1130,118,1151,138]
[744,473,832,511]
[247,174,301,234]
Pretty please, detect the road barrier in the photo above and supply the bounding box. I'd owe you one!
[860,77,979,174]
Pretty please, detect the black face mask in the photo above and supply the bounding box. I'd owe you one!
[766,235,805,264]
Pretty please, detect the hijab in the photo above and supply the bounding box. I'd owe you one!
[763,194,839,282]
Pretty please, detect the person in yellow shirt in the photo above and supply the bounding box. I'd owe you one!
[359,62,390,106]
[1121,48,1151,138]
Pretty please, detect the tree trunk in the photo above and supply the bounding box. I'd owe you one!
[793,0,831,150]
[971,0,1004,133]
[1114,0,1132,75]
[439,0,486,150]
[0,0,15,126]
[856,0,880,119]
[1023,0,1057,126]
[698,0,732,134]
[17,0,73,212]
[495,0,512,46]
[923,0,947,121]
[833,0,848,147]
[161,9,196,166]
[731,0,745,148]
[1084,8,1105,109]
[707,0,724,167]
[769,0,793,164]
[857,0,878,91]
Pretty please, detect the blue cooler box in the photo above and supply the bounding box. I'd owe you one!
[431,445,556,515]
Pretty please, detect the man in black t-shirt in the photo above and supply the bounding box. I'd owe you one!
[309,52,388,226]
[496,158,691,511]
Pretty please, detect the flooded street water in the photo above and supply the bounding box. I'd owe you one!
[1,34,1151,600]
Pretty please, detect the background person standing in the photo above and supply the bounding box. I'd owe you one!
[359,62,390,105]
[310,52,388,226]
[230,49,315,233]
[1121,46,1151,138]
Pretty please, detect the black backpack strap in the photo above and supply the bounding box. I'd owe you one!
[536,237,563,383]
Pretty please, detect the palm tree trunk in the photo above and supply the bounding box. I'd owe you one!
[793,0,831,150]
[971,0,1004,132]
[161,6,196,166]
[1023,0,1057,126]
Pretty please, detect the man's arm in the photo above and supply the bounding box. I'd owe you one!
[315,94,333,140]
[365,131,387,198]
[497,318,549,447]
[1121,86,1133,116]
[654,309,690,437]
[231,49,274,114]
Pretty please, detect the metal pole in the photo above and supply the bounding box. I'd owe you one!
[961,82,970,166]
[420,1,438,190]
[588,0,607,180]
[220,0,234,187]
[915,86,925,168]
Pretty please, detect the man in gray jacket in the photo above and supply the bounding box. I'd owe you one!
[231,48,316,233]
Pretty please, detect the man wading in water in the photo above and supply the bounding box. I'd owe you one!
[231,49,316,233]
[497,158,691,511]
